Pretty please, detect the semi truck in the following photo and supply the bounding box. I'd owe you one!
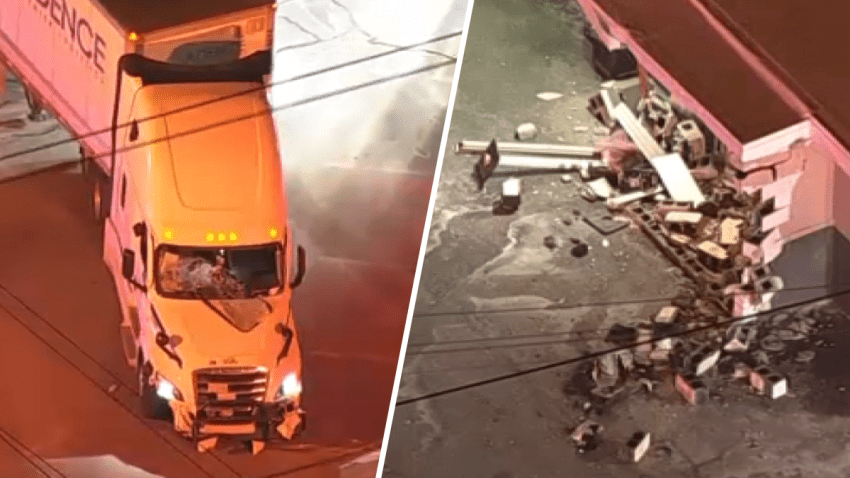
[0,0,309,453]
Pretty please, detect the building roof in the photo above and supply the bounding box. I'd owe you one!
[97,0,274,34]
[705,0,850,149]
[591,0,802,144]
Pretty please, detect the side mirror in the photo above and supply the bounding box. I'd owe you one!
[132,222,146,237]
[290,245,306,288]
[121,249,135,281]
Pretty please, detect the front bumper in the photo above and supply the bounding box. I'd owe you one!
[172,399,305,442]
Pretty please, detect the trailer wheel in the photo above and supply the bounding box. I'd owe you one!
[139,359,171,420]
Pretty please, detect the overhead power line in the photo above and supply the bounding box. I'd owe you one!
[410,282,841,320]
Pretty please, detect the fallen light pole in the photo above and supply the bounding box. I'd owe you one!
[469,139,604,189]
[456,139,599,157]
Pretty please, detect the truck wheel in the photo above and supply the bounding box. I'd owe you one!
[139,360,171,420]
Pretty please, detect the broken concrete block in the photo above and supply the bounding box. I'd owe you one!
[695,240,732,273]
[655,306,679,324]
[587,177,614,198]
[720,218,744,245]
[621,432,651,463]
[761,207,790,231]
[724,325,755,352]
[616,349,635,371]
[742,241,763,264]
[761,228,784,264]
[515,123,538,140]
[502,177,521,197]
[593,353,620,388]
[754,276,783,296]
[587,93,614,127]
[649,347,670,362]
[664,211,706,237]
[760,172,802,210]
[692,347,721,376]
[668,233,691,247]
[733,362,751,380]
[571,420,603,452]
[634,326,653,365]
[495,177,522,214]
[676,373,708,405]
[675,119,706,161]
[749,366,787,399]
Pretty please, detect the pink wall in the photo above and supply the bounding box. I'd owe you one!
[776,143,834,241]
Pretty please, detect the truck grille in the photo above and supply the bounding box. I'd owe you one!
[194,367,268,422]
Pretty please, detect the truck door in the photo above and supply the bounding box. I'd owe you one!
[107,117,142,331]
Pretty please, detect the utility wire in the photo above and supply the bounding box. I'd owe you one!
[410,282,841,320]
[395,286,850,406]
[0,424,67,478]
[7,59,454,168]
[404,322,850,376]
[0,31,461,163]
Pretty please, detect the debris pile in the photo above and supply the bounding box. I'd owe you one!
[453,75,838,461]
[457,76,787,319]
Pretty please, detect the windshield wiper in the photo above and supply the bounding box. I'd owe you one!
[189,288,232,323]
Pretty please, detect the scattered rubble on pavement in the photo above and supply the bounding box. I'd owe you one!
[455,75,842,461]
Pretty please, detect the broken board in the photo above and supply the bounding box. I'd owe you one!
[648,153,706,205]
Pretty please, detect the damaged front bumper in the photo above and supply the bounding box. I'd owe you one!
[171,398,305,448]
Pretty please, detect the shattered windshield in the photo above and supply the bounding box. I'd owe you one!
[155,244,282,300]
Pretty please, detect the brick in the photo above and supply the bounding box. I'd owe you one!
[675,119,706,161]
[742,241,763,264]
[690,346,721,376]
[720,218,744,245]
[760,172,801,210]
[676,373,708,405]
[655,306,679,324]
[740,168,775,189]
[750,366,788,399]
[621,432,651,463]
[761,228,785,264]
[761,207,791,231]
[724,326,754,352]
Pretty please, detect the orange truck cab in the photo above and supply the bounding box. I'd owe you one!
[96,52,307,453]
[0,0,307,453]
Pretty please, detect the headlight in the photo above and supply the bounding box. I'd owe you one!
[277,372,302,400]
[156,376,183,401]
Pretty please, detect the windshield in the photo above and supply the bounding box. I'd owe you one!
[155,243,283,300]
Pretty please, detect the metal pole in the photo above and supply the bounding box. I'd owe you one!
[456,140,598,157]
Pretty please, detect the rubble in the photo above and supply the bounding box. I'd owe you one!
[621,431,651,463]
[515,122,538,140]
[536,91,564,101]
[571,420,603,453]
[457,74,833,460]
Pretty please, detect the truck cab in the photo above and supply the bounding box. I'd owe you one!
[91,52,307,452]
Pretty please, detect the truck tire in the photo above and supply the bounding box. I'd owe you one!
[139,359,171,420]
